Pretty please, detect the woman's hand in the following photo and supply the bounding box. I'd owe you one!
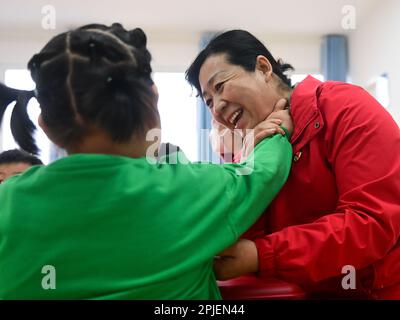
[214,239,259,280]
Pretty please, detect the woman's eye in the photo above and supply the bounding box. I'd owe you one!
[215,82,223,91]
[205,99,213,109]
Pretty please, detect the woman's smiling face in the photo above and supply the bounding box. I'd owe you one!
[198,53,277,130]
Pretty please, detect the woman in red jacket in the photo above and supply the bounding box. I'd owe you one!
[186,30,400,299]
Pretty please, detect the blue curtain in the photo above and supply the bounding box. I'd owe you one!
[197,32,220,163]
[321,35,348,82]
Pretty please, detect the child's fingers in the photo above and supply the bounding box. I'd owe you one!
[243,124,285,159]
[272,98,288,112]
[265,119,282,125]
[275,126,286,136]
[254,128,277,142]
[267,109,291,122]
[259,119,283,126]
[255,126,285,141]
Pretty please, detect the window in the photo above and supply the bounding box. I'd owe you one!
[153,72,198,161]
[366,73,390,109]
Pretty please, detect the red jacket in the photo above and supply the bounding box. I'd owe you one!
[242,76,400,299]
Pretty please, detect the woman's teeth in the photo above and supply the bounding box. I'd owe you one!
[229,109,243,128]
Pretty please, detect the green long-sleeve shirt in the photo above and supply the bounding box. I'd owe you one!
[0,134,292,299]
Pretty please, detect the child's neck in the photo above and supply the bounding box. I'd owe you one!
[66,129,153,159]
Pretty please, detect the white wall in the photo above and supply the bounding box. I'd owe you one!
[0,30,321,74]
[349,0,400,124]
[149,31,321,74]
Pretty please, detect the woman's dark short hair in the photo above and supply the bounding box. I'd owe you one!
[0,23,158,154]
[186,30,294,98]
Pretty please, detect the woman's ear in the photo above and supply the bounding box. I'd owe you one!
[255,55,273,82]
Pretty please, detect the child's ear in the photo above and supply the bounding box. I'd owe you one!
[38,113,63,149]
[38,113,47,134]
[255,55,273,82]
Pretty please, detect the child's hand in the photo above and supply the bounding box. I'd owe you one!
[210,119,244,162]
[240,118,285,161]
[214,239,258,280]
[240,98,290,161]
[267,98,293,135]
[251,117,286,144]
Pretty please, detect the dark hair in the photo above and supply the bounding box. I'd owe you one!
[0,149,43,166]
[186,30,294,97]
[0,23,157,154]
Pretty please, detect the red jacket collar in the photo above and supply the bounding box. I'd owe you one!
[290,75,324,148]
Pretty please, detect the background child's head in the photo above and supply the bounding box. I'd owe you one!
[0,23,160,157]
[0,149,42,183]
